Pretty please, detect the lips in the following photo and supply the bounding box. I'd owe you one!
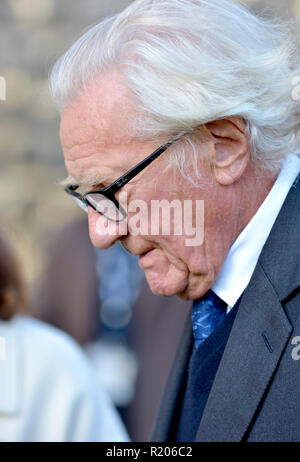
[139,249,154,258]
[123,247,155,258]
[138,248,158,268]
[120,240,153,257]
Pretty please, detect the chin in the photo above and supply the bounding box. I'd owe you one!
[145,272,188,298]
[177,279,213,301]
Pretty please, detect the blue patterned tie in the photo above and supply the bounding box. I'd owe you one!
[192,290,227,349]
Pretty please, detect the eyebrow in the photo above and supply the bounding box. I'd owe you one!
[59,173,110,188]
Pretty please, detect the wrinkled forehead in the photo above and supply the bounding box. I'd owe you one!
[60,69,138,152]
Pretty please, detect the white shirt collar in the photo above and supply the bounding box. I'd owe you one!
[212,155,300,309]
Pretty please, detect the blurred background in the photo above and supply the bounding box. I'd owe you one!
[0,0,299,441]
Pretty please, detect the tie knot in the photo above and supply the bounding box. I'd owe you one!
[194,290,227,311]
[192,290,227,348]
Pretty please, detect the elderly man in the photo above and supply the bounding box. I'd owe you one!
[51,0,300,442]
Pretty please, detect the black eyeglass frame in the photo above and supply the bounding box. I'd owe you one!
[64,133,183,222]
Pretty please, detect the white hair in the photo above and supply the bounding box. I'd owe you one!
[50,0,300,180]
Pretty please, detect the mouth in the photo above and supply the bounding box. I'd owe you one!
[138,248,155,258]
[138,248,157,267]
[120,240,158,262]
[122,243,155,258]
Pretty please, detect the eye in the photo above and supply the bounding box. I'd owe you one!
[92,184,103,190]
[87,183,106,192]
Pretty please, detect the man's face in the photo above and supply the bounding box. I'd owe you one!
[60,70,239,300]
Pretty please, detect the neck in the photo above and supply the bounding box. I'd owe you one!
[234,163,278,244]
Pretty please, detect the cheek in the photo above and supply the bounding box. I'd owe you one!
[159,235,195,265]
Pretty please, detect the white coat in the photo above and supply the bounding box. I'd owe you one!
[0,315,129,442]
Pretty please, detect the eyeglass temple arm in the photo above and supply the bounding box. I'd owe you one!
[106,132,185,195]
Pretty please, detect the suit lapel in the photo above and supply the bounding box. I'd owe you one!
[151,309,193,442]
[195,263,292,441]
[258,178,300,302]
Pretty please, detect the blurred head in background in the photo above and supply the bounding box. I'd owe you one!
[0,231,27,320]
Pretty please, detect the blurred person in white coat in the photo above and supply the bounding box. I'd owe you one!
[0,230,129,442]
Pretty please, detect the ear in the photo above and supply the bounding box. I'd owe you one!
[204,116,250,185]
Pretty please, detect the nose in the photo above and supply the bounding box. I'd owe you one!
[87,208,128,249]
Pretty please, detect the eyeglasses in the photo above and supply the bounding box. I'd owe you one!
[64,132,183,222]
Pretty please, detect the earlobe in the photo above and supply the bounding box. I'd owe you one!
[205,117,250,186]
[213,153,250,185]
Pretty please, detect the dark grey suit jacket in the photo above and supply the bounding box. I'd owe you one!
[152,176,300,442]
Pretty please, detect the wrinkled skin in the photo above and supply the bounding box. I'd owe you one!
[60,69,275,300]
